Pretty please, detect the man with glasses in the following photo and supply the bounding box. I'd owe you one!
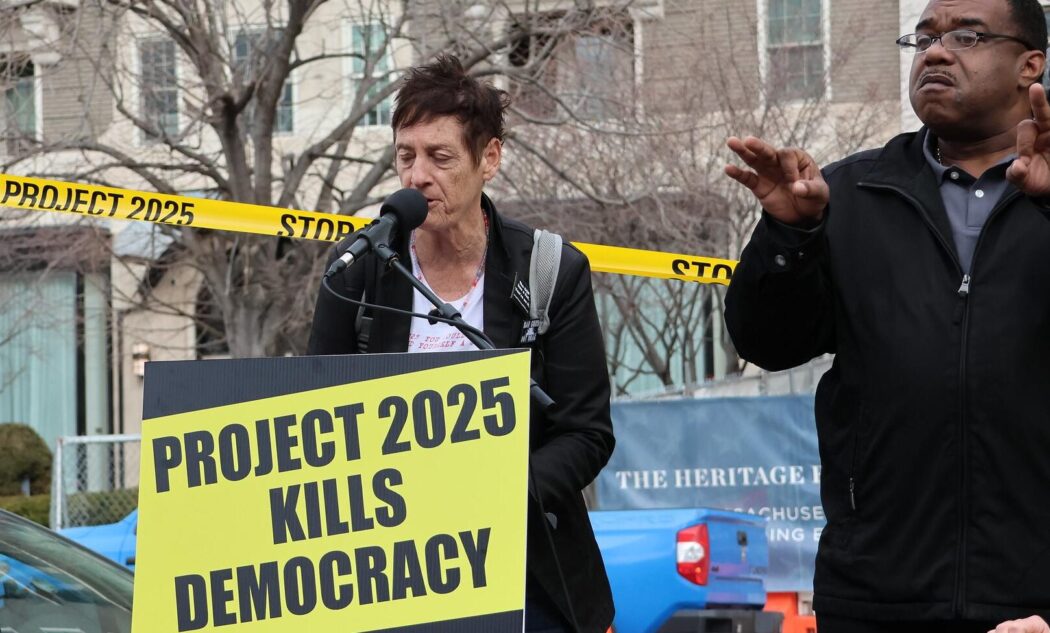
[722,0,1049,632]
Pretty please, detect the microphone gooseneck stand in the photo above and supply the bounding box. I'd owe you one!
[368,241,556,411]
[325,239,582,633]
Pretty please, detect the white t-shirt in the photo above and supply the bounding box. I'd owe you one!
[407,239,485,353]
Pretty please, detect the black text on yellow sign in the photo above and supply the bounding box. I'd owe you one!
[134,351,531,633]
[0,173,737,285]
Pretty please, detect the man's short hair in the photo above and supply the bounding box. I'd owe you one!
[1007,0,1047,53]
[392,54,510,164]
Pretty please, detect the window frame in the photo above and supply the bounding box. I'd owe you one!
[343,21,394,128]
[136,36,180,145]
[507,10,637,121]
[562,18,637,121]
[232,27,295,136]
[757,0,832,103]
[0,55,41,156]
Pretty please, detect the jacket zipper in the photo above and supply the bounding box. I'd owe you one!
[858,181,1021,617]
[948,190,1020,616]
[848,404,864,511]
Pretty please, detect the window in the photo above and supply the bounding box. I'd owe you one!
[350,24,393,126]
[765,0,826,101]
[566,24,634,119]
[2,58,36,155]
[508,12,634,120]
[0,263,110,452]
[233,29,294,134]
[139,39,178,142]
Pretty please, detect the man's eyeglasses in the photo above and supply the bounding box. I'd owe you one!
[896,29,1035,53]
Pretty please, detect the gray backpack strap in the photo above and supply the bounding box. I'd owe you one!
[529,228,563,335]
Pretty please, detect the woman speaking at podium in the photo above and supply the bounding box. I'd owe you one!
[307,54,615,633]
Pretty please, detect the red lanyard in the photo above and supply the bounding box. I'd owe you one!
[409,212,489,307]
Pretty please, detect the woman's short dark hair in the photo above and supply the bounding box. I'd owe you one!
[392,54,510,164]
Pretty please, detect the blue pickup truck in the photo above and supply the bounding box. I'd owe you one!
[59,510,138,571]
[592,508,781,633]
[62,507,779,633]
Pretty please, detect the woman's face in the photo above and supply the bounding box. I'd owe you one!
[394,115,501,233]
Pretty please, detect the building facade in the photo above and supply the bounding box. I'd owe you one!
[5,0,1041,444]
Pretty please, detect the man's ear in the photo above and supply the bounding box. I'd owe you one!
[1020,49,1047,87]
[481,137,502,182]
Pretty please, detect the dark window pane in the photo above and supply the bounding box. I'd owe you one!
[769,0,785,20]
[234,32,251,62]
[277,83,294,133]
[351,24,392,126]
[801,14,821,41]
[140,39,178,140]
[571,31,633,119]
[768,44,825,101]
[234,29,294,134]
[766,0,824,100]
[769,16,785,45]
[2,58,35,154]
[506,11,633,120]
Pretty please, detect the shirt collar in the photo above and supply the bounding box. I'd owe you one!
[922,129,951,181]
[923,129,1017,183]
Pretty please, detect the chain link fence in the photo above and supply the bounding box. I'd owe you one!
[50,434,141,530]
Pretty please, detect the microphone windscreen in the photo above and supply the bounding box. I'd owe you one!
[380,188,429,231]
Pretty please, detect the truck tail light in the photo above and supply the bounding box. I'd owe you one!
[676,523,709,585]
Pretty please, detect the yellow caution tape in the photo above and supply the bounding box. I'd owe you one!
[0,174,737,284]
[573,242,735,286]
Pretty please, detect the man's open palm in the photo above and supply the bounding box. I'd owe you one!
[724,136,830,226]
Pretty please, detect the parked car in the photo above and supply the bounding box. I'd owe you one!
[591,508,783,633]
[0,509,133,633]
[59,510,138,571]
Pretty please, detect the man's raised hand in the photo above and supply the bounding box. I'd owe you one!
[989,615,1050,633]
[725,136,829,226]
[1007,83,1050,197]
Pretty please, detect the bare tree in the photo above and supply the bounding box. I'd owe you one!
[493,1,899,395]
[0,0,900,398]
[2,0,645,360]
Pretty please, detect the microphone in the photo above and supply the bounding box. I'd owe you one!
[324,188,428,278]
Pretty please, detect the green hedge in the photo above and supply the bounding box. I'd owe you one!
[66,487,139,526]
[0,423,51,496]
[0,494,50,526]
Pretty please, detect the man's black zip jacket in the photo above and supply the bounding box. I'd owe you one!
[725,129,1050,622]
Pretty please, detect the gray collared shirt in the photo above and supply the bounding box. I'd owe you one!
[922,131,1015,273]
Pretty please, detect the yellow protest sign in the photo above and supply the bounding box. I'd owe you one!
[133,350,531,632]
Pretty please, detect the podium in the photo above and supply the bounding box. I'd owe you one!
[132,350,531,633]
